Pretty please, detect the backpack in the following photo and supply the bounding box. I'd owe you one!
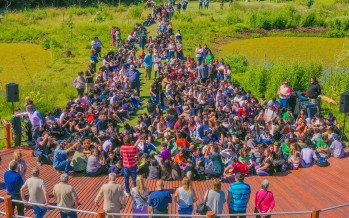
[315,156,330,167]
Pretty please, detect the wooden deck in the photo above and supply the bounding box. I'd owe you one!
[0,148,349,218]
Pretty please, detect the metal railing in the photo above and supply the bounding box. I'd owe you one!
[1,194,349,218]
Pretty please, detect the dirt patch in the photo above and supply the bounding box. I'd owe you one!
[240,27,328,36]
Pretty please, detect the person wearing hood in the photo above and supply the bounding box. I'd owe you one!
[308,77,321,104]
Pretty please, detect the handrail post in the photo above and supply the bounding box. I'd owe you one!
[4,195,13,218]
[311,209,320,218]
[5,123,11,149]
[97,209,105,218]
[206,210,215,218]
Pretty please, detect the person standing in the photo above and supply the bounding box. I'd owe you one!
[227,172,251,218]
[254,180,275,218]
[277,80,292,109]
[9,150,27,182]
[20,167,49,218]
[197,62,208,84]
[11,107,22,147]
[95,173,125,218]
[204,178,226,215]
[85,66,95,94]
[144,51,153,80]
[174,177,197,218]
[130,175,149,218]
[204,0,209,9]
[14,104,44,142]
[4,161,24,216]
[73,72,86,97]
[120,135,139,196]
[198,0,203,9]
[148,180,172,217]
[90,49,99,72]
[308,77,321,104]
[127,65,141,96]
[53,174,79,218]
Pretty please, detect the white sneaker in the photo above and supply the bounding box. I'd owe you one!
[124,191,130,197]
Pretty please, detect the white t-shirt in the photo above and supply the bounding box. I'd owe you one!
[22,177,47,204]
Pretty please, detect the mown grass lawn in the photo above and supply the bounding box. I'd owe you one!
[220,37,349,67]
[0,43,51,90]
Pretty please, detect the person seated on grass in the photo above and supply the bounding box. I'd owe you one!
[71,144,88,173]
[301,144,318,168]
[238,148,254,172]
[109,160,123,177]
[53,140,79,174]
[328,133,344,158]
[137,154,149,178]
[255,149,274,176]
[148,159,161,180]
[288,143,301,170]
[174,149,189,171]
[86,148,109,177]
[204,143,224,179]
[224,157,249,178]
[280,138,291,159]
[316,135,330,157]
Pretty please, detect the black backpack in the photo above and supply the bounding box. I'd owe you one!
[315,157,330,167]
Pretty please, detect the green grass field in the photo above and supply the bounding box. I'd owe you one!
[220,37,349,67]
[1,1,349,148]
[0,43,51,90]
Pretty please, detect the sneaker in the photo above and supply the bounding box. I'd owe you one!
[124,191,130,197]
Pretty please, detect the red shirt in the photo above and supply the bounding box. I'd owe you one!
[232,162,249,175]
[120,144,139,168]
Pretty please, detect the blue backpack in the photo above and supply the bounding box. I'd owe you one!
[316,156,330,167]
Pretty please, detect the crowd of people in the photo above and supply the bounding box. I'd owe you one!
[4,0,346,218]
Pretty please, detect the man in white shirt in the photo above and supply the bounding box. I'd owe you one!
[21,167,49,218]
[15,105,43,141]
[53,174,79,218]
[95,173,125,218]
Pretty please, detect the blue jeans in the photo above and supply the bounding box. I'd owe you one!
[60,211,77,218]
[168,50,175,61]
[54,160,74,173]
[33,206,47,218]
[301,159,313,168]
[123,167,137,193]
[178,205,193,218]
[279,97,290,109]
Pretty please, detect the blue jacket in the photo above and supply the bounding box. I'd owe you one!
[4,170,24,194]
[143,54,153,67]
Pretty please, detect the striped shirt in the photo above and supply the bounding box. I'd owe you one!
[228,181,251,211]
[120,144,139,168]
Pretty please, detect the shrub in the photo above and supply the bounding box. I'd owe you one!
[326,30,346,38]
[225,55,249,73]
[129,5,143,19]
[41,38,62,49]
[241,62,323,99]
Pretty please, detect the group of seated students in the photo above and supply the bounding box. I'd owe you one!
[28,1,345,181]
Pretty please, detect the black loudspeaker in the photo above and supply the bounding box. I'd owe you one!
[6,83,19,102]
[340,92,349,113]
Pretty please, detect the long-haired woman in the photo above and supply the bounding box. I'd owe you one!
[174,177,197,218]
[130,175,149,218]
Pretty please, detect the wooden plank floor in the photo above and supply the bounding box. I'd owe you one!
[0,148,349,218]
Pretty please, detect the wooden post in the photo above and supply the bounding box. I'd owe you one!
[5,123,11,149]
[97,209,105,218]
[206,210,215,218]
[311,209,320,218]
[4,195,13,218]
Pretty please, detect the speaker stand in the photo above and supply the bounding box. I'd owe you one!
[11,102,14,115]
[342,113,347,140]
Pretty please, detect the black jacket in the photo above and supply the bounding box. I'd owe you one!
[308,81,321,99]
